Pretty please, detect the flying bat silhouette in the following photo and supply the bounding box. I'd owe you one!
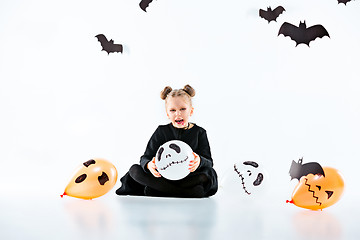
[289,158,325,181]
[338,0,352,4]
[140,0,153,12]
[95,34,123,54]
[278,21,330,47]
[259,6,285,23]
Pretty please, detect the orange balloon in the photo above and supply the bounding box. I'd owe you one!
[61,159,118,199]
[289,167,344,210]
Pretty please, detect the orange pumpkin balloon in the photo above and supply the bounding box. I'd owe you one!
[61,159,118,200]
[288,167,344,210]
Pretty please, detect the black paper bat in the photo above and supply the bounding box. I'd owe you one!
[338,0,352,5]
[95,34,123,54]
[140,0,153,12]
[259,6,285,23]
[289,158,325,181]
[278,21,330,47]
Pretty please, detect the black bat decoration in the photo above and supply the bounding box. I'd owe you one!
[338,0,352,4]
[289,158,325,181]
[259,6,285,23]
[95,34,123,54]
[278,21,330,47]
[140,0,153,12]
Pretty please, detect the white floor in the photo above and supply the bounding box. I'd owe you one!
[1,187,359,240]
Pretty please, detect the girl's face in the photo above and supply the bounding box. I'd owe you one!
[166,96,194,128]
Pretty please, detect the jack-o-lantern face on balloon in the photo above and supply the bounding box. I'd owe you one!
[155,140,194,180]
[290,167,344,210]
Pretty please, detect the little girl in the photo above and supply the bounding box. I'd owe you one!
[115,85,218,198]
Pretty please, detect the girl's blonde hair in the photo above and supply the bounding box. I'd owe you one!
[160,85,196,106]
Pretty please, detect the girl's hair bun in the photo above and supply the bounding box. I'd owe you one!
[183,84,195,97]
[160,86,172,100]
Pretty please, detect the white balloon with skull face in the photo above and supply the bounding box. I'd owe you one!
[155,140,194,180]
[221,161,268,197]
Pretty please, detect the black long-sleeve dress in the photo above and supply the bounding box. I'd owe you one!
[115,123,218,198]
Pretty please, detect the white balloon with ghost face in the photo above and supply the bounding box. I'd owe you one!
[221,161,268,196]
[155,140,194,180]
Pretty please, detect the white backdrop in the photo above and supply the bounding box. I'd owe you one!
[0,0,359,200]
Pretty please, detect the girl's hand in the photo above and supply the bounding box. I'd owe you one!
[189,152,200,172]
[147,157,161,178]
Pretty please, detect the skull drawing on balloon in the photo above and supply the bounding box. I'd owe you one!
[234,161,265,195]
[155,140,194,180]
[221,161,268,196]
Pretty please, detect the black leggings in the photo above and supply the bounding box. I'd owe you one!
[116,164,209,198]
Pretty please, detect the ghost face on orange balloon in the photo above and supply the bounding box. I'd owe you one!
[289,167,344,210]
[61,159,118,200]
